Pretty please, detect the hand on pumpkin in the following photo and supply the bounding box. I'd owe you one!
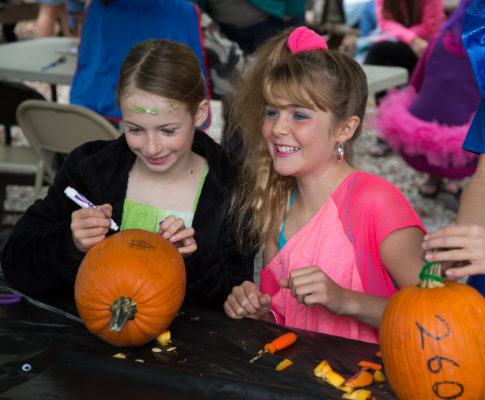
[423,224,485,279]
[158,215,197,257]
[279,265,346,315]
[223,281,273,321]
[71,204,113,252]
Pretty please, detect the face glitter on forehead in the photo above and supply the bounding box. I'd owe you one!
[167,102,178,111]
[131,105,159,115]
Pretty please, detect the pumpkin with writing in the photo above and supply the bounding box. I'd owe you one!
[75,229,186,347]
[379,262,485,400]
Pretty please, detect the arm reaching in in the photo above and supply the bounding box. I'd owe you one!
[423,225,485,279]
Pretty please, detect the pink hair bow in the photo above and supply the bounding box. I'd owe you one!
[287,26,328,53]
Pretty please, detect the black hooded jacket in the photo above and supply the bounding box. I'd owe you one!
[1,130,254,311]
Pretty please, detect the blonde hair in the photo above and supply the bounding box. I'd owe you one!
[227,28,368,251]
[117,39,206,115]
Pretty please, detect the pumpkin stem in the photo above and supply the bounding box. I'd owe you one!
[109,296,137,333]
[419,262,444,288]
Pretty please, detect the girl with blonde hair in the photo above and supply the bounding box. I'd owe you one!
[224,27,426,343]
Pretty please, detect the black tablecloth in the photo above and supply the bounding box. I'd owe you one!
[0,275,397,400]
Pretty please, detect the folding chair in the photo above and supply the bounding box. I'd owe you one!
[16,99,121,185]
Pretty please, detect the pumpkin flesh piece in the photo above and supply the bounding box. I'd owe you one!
[373,370,386,383]
[342,389,372,400]
[345,370,373,388]
[275,359,293,371]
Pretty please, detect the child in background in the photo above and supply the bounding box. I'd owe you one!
[371,0,480,200]
[364,0,445,79]
[223,27,425,344]
[2,38,254,311]
[364,0,446,156]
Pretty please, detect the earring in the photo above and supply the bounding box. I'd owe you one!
[337,142,344,164]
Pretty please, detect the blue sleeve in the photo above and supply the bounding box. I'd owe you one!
[462,0,485,154]
[463,99,485,154]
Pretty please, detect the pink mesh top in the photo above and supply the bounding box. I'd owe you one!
[260,171,426,343]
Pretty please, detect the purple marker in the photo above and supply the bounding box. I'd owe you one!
[64,186,119,231]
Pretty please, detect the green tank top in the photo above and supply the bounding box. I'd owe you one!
[120,165,209,232]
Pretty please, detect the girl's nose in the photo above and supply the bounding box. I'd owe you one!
[145,133,163,155]
[273,115,290,136]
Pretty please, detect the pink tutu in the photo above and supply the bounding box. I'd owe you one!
[371,86,478,179]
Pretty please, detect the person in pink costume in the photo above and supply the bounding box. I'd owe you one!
[365,0,446,157]
[375,0,445,54]
[223,27,426,344]
[372,0,480,198]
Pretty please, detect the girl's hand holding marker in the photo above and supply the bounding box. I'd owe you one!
[65,186,118,253]
[64,187,119,230]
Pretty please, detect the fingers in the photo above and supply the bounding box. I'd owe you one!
[424,225,485,248]
[423,226,485,277]
[158,216,185,242]
[97,203,113,219]
[424,233,471,253]
[178,235,197,257]
[71,207,110,252]
[158,216,197,257]
[279,278,289,288]
[425,248,471,263]
[445,263,483,280]
[224,281,271,320]
[279,266,334,308]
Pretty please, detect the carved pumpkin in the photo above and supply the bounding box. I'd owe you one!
[379,262,485,400]
[75,229,186,347]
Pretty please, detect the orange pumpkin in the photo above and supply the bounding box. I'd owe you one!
[379,262,485,400]
[74,229,186,347]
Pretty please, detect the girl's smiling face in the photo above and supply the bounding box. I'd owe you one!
[120,88,207,174]
[262,94,338,178]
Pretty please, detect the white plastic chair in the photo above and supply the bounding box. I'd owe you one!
[16,99,121,187]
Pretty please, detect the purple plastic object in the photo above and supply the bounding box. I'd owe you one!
[0,293,22,304]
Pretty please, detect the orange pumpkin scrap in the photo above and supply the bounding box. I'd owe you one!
[275,358,293,371]
[379,262,485,400]
[75,229,186,347]
[313,360,345,388]
[342,389,372,399]
[345,370,373,388]
[314,360,332,378]
[156,330,171,346]
[373,370,386,383]
[357,361,382,371]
